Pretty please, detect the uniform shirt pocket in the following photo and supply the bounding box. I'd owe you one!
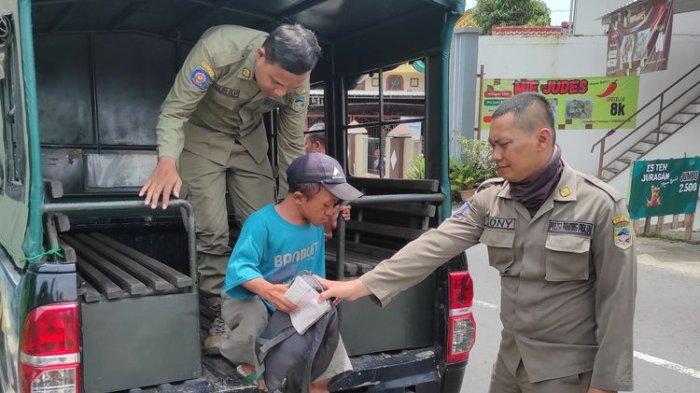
[479,229,515,274]
[544,234,591,281]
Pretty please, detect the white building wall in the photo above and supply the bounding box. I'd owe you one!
[477,34,610,175]
[474,5,700,226]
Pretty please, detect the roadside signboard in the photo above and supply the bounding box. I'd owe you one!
[603,0,674,76]
[628,157,700,219]
[479,76,639,131]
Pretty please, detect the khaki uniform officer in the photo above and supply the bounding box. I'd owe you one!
[319,93,637,393]
[140,24,321,344]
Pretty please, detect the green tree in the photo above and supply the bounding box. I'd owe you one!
[473,0,551,34]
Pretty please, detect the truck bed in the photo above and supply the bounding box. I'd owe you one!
[58,227,442,392]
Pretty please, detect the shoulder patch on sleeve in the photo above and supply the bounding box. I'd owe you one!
[288,94,307,112]
[190,66,212,91]
[452,201,471,218]
[477,177,505,192]
[613,222,633,249]
[581,173,622,201]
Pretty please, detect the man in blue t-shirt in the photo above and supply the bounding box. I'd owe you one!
[216,153,363,392]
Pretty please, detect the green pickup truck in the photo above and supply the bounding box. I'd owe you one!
[0,0,477,392]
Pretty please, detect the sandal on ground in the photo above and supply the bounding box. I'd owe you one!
[235,364,262,384]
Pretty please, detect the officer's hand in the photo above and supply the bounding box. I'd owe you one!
[316,276,372,304]
[587,389,615,393]
[139,156,182,209]
[261,284,299,314]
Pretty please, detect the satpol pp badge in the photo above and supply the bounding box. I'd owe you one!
[613,224,632,249]
[292,95,306,111]
[190,66,211,90]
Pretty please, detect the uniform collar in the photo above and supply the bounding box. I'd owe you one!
[238,35,267,81]
[497,183,513,199]
[497,161,577,202]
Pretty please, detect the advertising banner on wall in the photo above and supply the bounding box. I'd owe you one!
[628,157,700,219]
[479,76,639,131]
[603,0,674,76]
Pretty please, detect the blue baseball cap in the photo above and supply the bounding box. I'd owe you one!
[287,153,363,201]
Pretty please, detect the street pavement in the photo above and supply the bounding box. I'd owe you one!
[460,237,700,393]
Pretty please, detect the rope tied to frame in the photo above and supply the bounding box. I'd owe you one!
[23,247,64,262]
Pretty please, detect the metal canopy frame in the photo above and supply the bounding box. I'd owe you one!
[22,0,463,262]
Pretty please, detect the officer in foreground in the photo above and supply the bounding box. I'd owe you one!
[319,93,637,393]
[139,24,321,348]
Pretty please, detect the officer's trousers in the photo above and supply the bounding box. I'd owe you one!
[180,142,275,297]
[219,296,353,381]
[489,355,593,393]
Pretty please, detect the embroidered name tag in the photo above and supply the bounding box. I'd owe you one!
[484,216,516,230]
[548,220,593,237]
[211,83,240,98]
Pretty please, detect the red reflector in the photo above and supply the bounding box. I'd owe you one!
[446,313,476,364]
[448,271,473,310]
[20,363,80,393]
[21,302,79,356]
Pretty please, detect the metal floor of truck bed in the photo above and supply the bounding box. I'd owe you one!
[128,322,435,393]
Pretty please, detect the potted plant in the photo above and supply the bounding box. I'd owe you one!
[449,137,498,202]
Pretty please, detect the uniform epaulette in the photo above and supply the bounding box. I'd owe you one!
[476,177,505,192]
[581,173,622,202]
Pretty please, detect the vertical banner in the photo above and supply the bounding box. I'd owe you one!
[628,157,700,219]
[479,76,639,131]
[604,0,673,76]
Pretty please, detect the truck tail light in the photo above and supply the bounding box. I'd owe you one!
[20,302,80,393]
[446,271,476,364]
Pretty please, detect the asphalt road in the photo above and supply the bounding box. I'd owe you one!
[460,239,700,393]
